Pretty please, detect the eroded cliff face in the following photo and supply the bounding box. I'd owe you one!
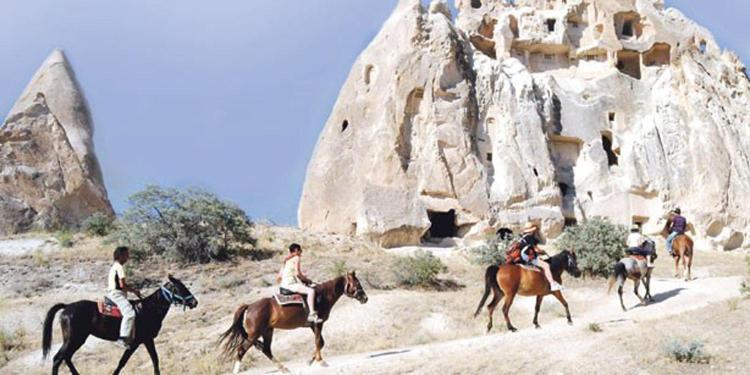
[0,50,113,235]
[300,0,750,250]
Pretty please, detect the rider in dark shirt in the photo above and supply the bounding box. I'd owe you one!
[518,223,562,292]
[666,208,687,256]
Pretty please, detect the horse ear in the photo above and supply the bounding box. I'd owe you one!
[351,270,356,277]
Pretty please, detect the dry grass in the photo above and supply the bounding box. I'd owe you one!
[1,227,748,374]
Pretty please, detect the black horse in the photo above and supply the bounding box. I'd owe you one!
[42,275,198,375]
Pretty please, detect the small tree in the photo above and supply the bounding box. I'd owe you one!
[471,236,513,266]
[82,212,115,237]
[393,250,446,288]
[110,186,255,263]
[555,218,627,277]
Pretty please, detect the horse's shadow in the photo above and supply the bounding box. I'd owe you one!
[629,287,685,310]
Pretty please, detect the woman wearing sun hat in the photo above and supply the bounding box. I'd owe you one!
[518,222,562,291]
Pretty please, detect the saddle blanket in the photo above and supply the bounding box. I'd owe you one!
[274,294,304,306]
[98,298,122,318]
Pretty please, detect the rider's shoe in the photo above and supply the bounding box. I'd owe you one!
[114,338,130,350]
[307,312,323,324]
[550,282,562,292]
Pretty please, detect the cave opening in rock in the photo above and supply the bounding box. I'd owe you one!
[341,120,349,132]
[616,50,641,79]
[699,40,707,54]
[509,16,519,38]
[601,132,618,166]
[608,112,616,122]
[564,217,578,227]
[643,43,671,67]
[615,12,643,39]
[546,19,557,32]
[471,0,482,9]
[426,210,458,239]
[486,152,493,162]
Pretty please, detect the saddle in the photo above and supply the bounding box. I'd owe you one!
[98,297,122,318]
[629,254,647,261]
[274,287,305,306]
[97,297,141,318]
[273,287,322,309]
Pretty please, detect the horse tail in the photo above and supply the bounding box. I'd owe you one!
[474,265,500,318]
[218,304,250,360]
[42,303,66,359]
[608,262,627,294]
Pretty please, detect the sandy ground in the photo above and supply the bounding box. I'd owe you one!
[239,274,743,374]
[1,227,748,374]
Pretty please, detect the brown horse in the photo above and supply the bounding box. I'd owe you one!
[218,271,368,374]
[662,222,694,280]
[474,250,582,332]
[671,235,694,280]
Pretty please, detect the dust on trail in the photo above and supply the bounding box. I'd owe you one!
[240,275,742,374]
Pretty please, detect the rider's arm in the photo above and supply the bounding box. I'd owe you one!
[119,277,143,299]
[295,257,313,284]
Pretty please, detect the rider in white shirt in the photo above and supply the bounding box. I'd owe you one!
[626,225,654,268]
[107,247,142,348]
[277,243,323,323]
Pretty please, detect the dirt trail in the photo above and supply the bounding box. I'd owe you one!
[240,275,742,374]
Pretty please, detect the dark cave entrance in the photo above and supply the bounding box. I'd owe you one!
[426,210,458,239]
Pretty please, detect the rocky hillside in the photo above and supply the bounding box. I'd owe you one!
[0,50,112,235]
[299,0,750,250]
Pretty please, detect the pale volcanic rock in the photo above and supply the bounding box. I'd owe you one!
[300,0,749,250]
[0,50,113,235]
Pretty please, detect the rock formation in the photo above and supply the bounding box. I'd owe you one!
[299,0,750,250]
[0,49,113,235]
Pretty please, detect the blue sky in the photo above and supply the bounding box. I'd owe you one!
[1,1,747,225]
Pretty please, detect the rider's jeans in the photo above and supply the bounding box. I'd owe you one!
[108,290,135,339]
[666,232,679,252]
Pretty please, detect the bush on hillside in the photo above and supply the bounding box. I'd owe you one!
[470,236,514,266]
[82,212,115,237]
[110,186,255,263]
[392,250,446,288]
[55,230,74,248]
[555,218,627,277]
[664,339,711,364]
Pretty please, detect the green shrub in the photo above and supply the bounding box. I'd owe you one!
[82,212,115,236]
[55,230,74,248]
[587,323,602,333]
[470,236,513,266]
[110,185,256,263]
[555,218,627,277]
[664,339,710,364]
[393,250,446,288]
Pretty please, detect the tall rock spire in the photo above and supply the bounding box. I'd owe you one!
[0,49,113,235]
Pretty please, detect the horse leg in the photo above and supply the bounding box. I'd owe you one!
[683,254,692,281]
[533,295,543,329]
[308,324,327,366]
[645,274,653,302]
[258,328,288,373]
[62,334,87,375]
[112,343,140,375]
[674,255,680,278]
[501,292,517,332]
[485,288,503,333]
[234,328,263,375]
[143,339,160,375]
[551,291,573,325]
[633,279,645,304]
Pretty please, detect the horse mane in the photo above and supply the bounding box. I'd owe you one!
[316,276,346,295]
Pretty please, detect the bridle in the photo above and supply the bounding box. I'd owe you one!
[345,277,366,302]
[160,283,196,310]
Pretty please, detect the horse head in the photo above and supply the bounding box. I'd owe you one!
[563,250,583,278]
[163,274,198,309]
[344,271,368,304]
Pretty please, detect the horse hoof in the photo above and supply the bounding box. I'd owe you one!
[508,327,518,332]
[534,325,541,329]
[319,361,329,367]
[568,321,573,326]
